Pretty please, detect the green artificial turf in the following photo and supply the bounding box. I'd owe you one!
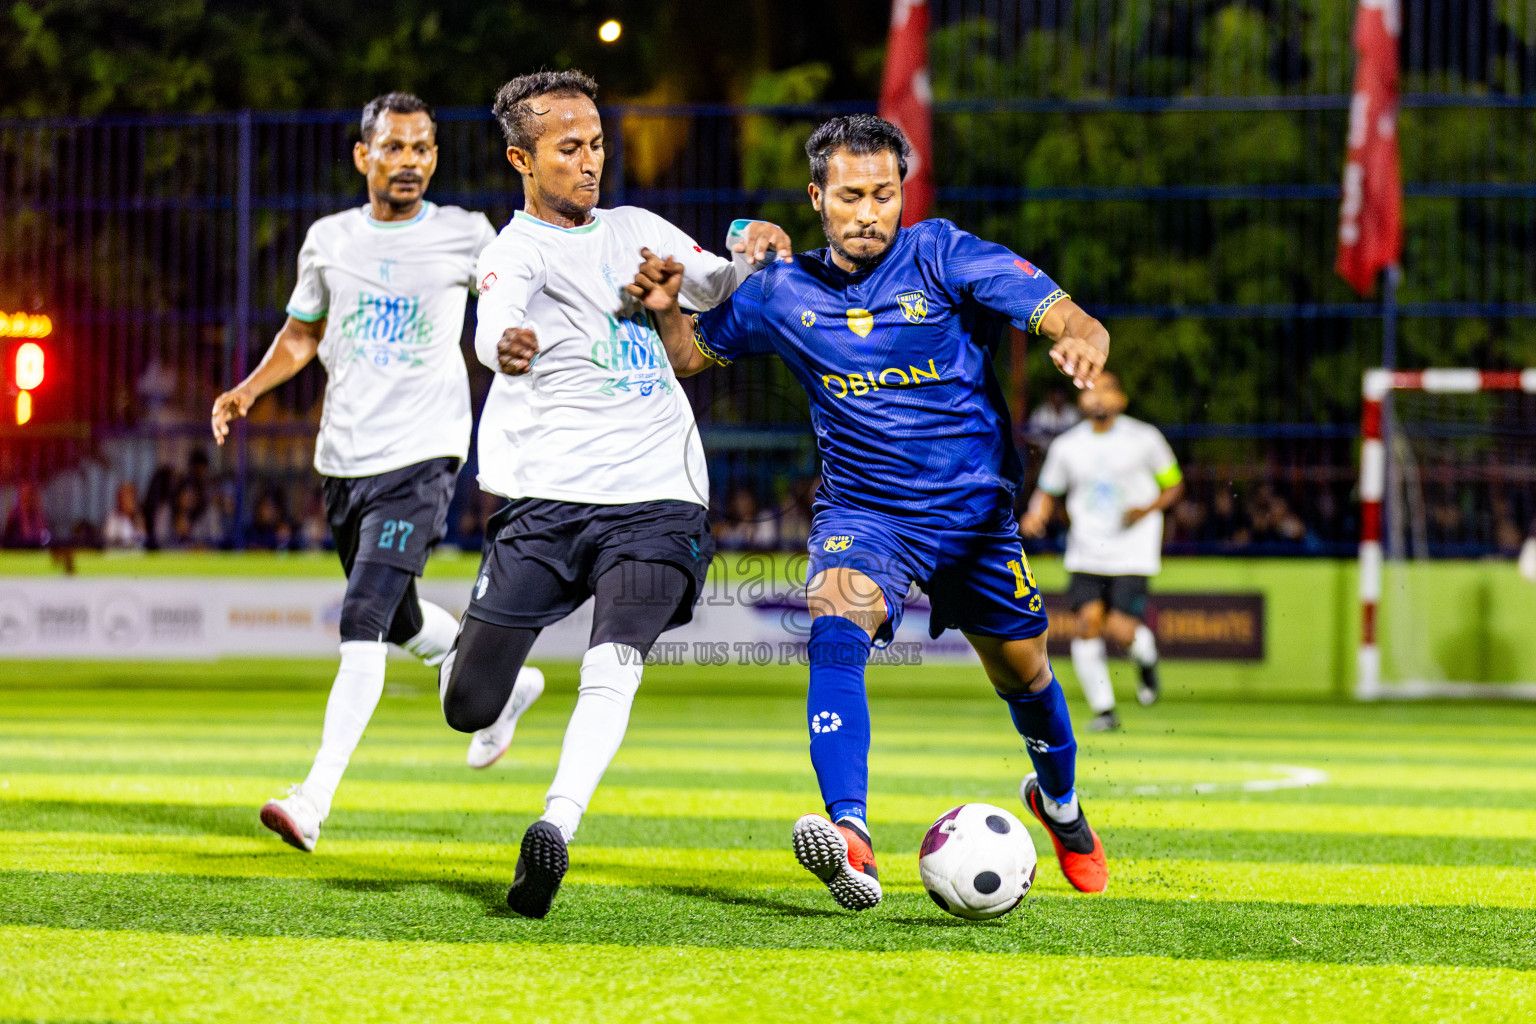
[1,658,1535,1022]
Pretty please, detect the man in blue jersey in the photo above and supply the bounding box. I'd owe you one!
[628,114,1111,909]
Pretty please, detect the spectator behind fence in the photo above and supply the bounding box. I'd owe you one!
[777,475,819,551]
[1208,489,1247,546]
[245,489,295,551]
[3,483,50,548]
[715,488,777,551]
[1246,484,1311,546]
[1167,494,1207,546]
[156,480,224,550]
[297,492,329,551]
[102,481,148,550]
[1026,386,1083,447]
[142,465,176,550]
[1492,494,1525,554]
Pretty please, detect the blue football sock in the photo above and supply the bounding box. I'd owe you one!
[806,615,873,824]
[1000,671,1078,802]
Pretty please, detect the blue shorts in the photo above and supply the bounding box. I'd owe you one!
[807,506,1049,647]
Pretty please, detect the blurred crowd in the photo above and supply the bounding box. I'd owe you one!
[2,448,331,553]
[2,410,1530,558]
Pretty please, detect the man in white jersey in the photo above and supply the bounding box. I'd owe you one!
[211,92,542,852]
[1020,372,1184,731]
[435,70,791,918]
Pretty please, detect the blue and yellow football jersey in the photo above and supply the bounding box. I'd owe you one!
[693,218,1068,529]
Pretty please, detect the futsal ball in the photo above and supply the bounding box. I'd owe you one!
[919,803,1037,920]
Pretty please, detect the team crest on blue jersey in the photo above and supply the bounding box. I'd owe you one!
[896,290,929,324]
[845,308,874,338]
[823,535,854,552]
[801,310,816,328]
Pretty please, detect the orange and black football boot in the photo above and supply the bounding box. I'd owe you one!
[1021,773,1108,893]
[792,813,882,910]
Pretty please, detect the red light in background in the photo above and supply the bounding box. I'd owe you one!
[15,342,44,391]
[5,317,51,426]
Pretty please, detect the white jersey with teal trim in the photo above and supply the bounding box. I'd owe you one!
[472,207,753,507]
[1036,415,1180,576]
[286,202,496,478]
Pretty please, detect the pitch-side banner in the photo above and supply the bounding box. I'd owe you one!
[0,578,961,663]
[0,577,1262,663]
[1041,593,1266,661]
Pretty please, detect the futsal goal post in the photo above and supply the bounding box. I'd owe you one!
[1357,368,1536,700]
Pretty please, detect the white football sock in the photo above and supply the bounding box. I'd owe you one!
[542,796,583,844]
[1128,623,1159,667]
[1040,788,1081,825]
[1070,637,1116,714]
[302,640,388,819]
[542,642,644,843]
[401,599,459,666]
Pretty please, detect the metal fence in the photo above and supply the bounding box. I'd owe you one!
[2,0,1534,554]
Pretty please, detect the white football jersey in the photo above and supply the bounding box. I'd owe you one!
[473,207,752,507]
[1035,415,1180,577]
[286,202,496,478]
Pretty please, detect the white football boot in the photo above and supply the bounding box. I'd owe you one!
[466,666,546,769]
[260,784,324,852]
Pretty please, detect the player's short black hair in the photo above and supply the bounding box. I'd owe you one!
[493,70,600,152]
[805,114,911,189]
[360,92,436,144]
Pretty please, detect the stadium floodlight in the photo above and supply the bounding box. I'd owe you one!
[1358,367,1536,700]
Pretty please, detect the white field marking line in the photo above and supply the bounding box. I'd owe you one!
[1120,764,1329,797]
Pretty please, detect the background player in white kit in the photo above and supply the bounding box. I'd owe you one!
[211,92,541,852]
[1020,372,1184,731]
[436,70,791,918]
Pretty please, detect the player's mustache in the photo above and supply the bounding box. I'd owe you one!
[845,229,888,241]
[390,173,423,184]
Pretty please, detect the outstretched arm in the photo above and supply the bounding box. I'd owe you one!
[934,226,1109,390]
[627,247,717,378]
[1036,298,1110,391]
[211,316,324,445]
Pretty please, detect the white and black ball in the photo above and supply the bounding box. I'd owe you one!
[918,802,1037,920]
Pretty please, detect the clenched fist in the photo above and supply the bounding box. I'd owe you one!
[625,247,686,312]
[498,327,539,375]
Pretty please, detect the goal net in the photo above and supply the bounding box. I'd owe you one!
[1357,369,1536,700]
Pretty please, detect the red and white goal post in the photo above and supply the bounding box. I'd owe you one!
[1357,368,1536,700]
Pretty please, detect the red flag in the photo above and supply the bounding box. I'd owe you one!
[1336,0,1403,296]
[879,0,933,225]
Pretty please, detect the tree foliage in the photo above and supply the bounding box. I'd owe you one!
[0,0,889,116]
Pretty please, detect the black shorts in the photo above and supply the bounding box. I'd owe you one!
[467,498,715,631]
[1067,572,1150,619]
[323,457,459,577]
